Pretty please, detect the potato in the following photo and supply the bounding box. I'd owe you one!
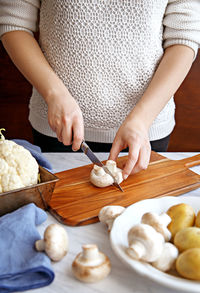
[176,248,200,280]
[195,210,200,227]
[167,203,195,240]
[174,227,200,252]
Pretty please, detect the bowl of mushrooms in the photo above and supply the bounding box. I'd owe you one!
[110,196,200,293]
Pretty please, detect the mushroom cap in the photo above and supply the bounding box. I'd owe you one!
[141,212,171,241]
[72,244,111,283]
[98,205,125,231]
[152,242,179,272]
[43,224,69,261]
[127,224,164,262]
[90,165,113,187]
[90,160,123,188]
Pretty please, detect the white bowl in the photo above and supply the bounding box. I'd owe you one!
[110,196,200,292]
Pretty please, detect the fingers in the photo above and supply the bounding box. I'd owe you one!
[55,126,62,142]
[130,145,151,175]
[48,115,62,141]
[109,140,122,162]
[72,118,84,151]
[123,143,151,179]
[47,93,84,150]
[108,139,123,161]
[58,114,84,150]
[122,144,140,179]
[110,135,150,180]
[61,122,73,146]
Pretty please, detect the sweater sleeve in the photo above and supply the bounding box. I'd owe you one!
[0,0,40,38]
[163,0,200,58]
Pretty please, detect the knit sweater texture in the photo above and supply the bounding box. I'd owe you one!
[0,0,200,142]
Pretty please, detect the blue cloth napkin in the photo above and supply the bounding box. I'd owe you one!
[0,203,55,292]
[12,139,53,172]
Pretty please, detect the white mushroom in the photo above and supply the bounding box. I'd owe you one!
[141,212,172,241]
[98,205,125,231]
[72,244,111,283]
[106,160,123,183]
[126,224,164,262]
[152,242,179,272]
[35,223,69,262]
[90,160,123,188]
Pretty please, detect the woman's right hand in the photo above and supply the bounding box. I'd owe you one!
[1,31,84,151]
[45,87,84,151]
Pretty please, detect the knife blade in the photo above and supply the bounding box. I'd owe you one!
[81,141,124,192]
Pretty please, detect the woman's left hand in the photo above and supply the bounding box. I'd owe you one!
[109,116,151,180]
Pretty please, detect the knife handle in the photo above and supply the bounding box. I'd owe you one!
[81,141,88,154]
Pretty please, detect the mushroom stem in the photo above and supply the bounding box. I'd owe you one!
[80,244,103,266]
[93,165,105,176]
[127,224,165,262]
[127,240,146,260]
[81,244,99,261]
[35,239,45,252]
[106,160,117,173]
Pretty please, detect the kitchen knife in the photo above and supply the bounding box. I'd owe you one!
[81,141,124,192]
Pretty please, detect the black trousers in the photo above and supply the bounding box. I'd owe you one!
[32,128,170,153]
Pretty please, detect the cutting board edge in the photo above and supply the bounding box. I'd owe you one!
[50,181,200,226]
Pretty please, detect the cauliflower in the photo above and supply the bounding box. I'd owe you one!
[0,128,39,193]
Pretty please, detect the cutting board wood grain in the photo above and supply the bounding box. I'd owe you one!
[49,152,200,226]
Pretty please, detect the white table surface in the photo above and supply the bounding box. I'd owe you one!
[28,152,200,293]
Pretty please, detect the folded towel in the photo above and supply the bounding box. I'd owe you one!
[0,203,55,292]
[12,139,53,172]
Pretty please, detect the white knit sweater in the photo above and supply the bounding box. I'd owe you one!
[0,0,200,142]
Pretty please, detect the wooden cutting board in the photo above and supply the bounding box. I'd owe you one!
[48,152,200,226]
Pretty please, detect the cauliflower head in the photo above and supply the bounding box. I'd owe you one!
[0,130,39,193]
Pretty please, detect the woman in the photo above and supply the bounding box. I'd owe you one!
[0,0,199,179]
